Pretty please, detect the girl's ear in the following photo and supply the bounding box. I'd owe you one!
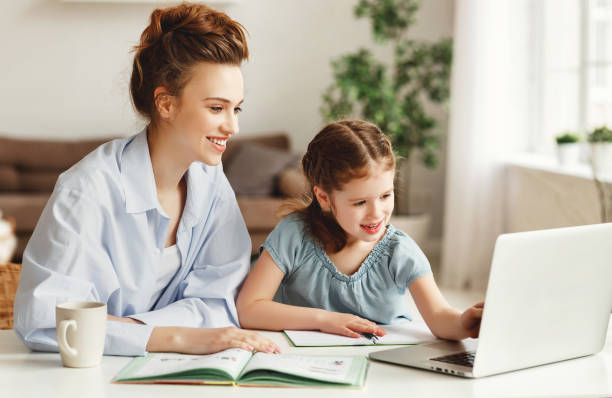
[313,186,331,211]
[153,86,175,120]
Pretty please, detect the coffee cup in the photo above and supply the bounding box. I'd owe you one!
[56,301,107,368]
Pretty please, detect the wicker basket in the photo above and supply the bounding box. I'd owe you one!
[0,262,22,329]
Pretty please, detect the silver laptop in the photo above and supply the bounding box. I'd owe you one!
[369,223,612,378]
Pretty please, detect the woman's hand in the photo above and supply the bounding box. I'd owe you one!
[459,302,484,338]
[317,311,386,338]
[147,326,281,355]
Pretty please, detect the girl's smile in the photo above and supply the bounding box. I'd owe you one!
[316,162,395,245]
[360,220,384,235]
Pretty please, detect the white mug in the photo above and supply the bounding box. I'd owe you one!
[56,301,107,368]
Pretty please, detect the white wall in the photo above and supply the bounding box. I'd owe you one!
[0,0,453,237]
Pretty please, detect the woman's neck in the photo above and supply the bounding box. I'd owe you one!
[147,124,191,194]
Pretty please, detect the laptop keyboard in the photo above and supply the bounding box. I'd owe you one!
[430,351,475,368]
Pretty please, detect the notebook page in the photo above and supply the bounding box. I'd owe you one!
[241,353,354,383]
[128,348,252,380]
[284,321,436,346]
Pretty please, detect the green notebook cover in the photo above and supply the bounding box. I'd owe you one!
[114,348,368,388]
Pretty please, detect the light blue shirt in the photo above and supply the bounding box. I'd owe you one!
[13,131,251,356]
[263,214,432,324]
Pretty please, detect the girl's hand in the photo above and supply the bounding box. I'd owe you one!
[459,302,484,338]
[317,311,387,338]
[147,326,281,355]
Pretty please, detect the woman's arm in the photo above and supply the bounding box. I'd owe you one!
[109,315,279,353]
[408,274,483,340]
[236,249,385,338]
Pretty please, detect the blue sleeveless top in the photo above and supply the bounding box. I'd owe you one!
[261,214,432,324]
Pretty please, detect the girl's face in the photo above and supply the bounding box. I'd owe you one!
[166,62,244,166]
[316,162,395,245]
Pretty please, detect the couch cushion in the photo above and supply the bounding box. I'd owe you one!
[0,193,50,232]
[223,133,290,167]
[237,197,285,230]
[19,170,61,192]
[225,142,299,196]
[278,167,310,198]
[0,166,19,191]
[0,136,109,170]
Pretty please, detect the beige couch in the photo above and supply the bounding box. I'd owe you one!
[0,132,308,261]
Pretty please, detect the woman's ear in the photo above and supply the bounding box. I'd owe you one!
[313,186,331,212]
[153,86,175,120]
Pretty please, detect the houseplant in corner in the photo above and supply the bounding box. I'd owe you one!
[320,0,452,245]
[555,132,581,167]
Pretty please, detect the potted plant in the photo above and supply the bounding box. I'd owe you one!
[588,125,612,177]
[555,132,581,166]
[320,0,452,245]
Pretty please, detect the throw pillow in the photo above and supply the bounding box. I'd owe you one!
[225,142,298,196]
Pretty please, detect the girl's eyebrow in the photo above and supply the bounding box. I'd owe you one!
[348,188,394,202]
[204,97,244,106]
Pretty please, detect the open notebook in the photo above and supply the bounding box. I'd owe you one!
[284,322,437,347]
[114,348,368,388]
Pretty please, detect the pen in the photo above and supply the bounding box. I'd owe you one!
[360,332,379,344]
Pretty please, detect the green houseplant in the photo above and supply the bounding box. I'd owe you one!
[321,0,452,214]
[555,132,581,166]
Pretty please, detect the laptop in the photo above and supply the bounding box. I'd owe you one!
[369,223,612,378]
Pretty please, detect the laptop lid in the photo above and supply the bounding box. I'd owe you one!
[473,223,612,377]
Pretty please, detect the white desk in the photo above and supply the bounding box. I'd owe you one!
[1,318,611,398]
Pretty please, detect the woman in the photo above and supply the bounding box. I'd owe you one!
[14,2,279,356]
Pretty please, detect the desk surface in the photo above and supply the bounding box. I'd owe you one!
[1,318,611,398]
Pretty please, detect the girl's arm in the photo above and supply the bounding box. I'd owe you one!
[236,249,385,338]
[408,274,483,340]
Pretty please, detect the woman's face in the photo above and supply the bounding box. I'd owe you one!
[318,163,395,245]
[168,62,244,166]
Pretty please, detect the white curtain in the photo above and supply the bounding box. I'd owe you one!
[440,0,532,290]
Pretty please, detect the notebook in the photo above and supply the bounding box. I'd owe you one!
[284,322,437,347]
[114,348,368,388]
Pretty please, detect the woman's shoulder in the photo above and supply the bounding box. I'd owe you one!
[55,135,136,199]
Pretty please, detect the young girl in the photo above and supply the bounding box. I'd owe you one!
[237,120,483,340]
[14,3,279,356]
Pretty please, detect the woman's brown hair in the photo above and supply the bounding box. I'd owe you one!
[283,120,395,253]
[130,2,249,121]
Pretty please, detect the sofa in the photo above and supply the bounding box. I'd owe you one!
[0,132,309,261]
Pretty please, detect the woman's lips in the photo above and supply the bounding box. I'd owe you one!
[207,136,227,152]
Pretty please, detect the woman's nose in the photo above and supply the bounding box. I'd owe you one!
[222,112,239,136]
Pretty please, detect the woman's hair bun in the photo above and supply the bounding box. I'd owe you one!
[130,2,249,121]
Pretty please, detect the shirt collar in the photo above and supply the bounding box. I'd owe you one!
[120,129,216,225]
[120,129,161,214]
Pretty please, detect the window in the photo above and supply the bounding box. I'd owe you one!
[531,0,612,154]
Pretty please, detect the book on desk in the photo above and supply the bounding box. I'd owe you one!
[114,348,368,388]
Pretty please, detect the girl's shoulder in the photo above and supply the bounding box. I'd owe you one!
[274,212,308,235]
[380,224,429,265]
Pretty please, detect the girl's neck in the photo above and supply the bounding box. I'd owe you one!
[326,229,386,276]
[147,124,192,194]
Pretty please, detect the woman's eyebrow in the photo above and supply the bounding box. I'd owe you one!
[204,97,244,106]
